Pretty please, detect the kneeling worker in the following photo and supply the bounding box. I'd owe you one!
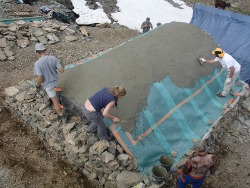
[177,144,216,188]
[200,48,241,97]
[84,86,126,140]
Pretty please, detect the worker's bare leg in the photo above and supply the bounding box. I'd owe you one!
[51,97,63,116]
[45,86,63,116]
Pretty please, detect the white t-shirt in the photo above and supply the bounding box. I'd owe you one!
[214,53,241,73]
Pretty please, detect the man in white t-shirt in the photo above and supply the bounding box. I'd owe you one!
[200,48,241,97]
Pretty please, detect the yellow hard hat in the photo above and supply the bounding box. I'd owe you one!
[212,48,224,58]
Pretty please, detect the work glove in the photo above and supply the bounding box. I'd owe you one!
[200,57,206,62]
[226,78,231,84]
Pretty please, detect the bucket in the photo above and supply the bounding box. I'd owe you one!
[159,156,174,171]
[152,166,168,184]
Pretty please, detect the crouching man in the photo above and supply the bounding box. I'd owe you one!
[176,144,216,188]
[34,43,64,117]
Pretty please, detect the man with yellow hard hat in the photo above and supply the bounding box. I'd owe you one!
[199,48,241,97]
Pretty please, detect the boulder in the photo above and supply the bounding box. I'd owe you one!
[5,86,19,97]
[8,24,17,32]
[65,35,77,42]
[0,38,7,48]
[34,30,44,37]
[4,47,14,57]
[116,170,143,188]
[37,36,48,44]
[0,49,7,61]
[17,38,29,48]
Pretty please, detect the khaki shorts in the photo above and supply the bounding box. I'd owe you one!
[45,86,56,98]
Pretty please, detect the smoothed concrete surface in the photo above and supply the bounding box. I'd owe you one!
[59,22,220,132]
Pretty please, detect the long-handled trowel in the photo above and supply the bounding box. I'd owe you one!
[197,57,204,66]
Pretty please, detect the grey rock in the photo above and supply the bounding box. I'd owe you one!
[5,86,19,96]
[48,113,59,121]
[37,36,48,44]
[65,35,77,42]
[34,30,44,37]
[60,26,67,31]
[116,170,143,188]
[0,38,7,48]
[117,154,129,164]
[92,140,109,155]
[116,144,124,154]
[78,145,87,153]
[42,27,53,32]
[62,122,76,134]
[0,28,8,34]
[30,37,38,41]
[8,31,16,36]
[143,174,151,186]
[4,35,16,41]
[17,38,29,48]
[47,34,60,43]
[51,23,60,29]
[15,92,26,102]
[89,172,97,180]
[18,80,30,88]
[46,121,61,135]
[54,142,65,151]
[39,104,47,112]
[64,130,77,145]
[0,22,8,28]
[108,170,120,180]
[65,28,75,35]
[24,92,35,100]
[36,111,44,121]
[96,22,109,28]
[7,41,16,48]
[0,49,7,61]
[101,151,115,163]
[245,120,250,127]
[107,160,119,171]
[87,136,98,147]
[7,56,15,61]
[64,141,79,154]
[84,161,96,172]
[8,24,17,32]
[4,47,14,57]
[105,181,118,188]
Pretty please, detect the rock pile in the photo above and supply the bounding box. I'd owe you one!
[0,20,80,61]
[4,80,151,188]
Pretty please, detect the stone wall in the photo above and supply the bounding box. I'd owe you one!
[0,20,79,61]
[4,79,250,187]
[4,80,149,188]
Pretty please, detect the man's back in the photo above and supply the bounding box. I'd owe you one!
[34,55,61,89]
[189,154,214,177]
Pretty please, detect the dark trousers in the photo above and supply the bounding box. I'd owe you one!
[83,108,108,140]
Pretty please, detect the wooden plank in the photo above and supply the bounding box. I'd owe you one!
[79,26,89,36]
